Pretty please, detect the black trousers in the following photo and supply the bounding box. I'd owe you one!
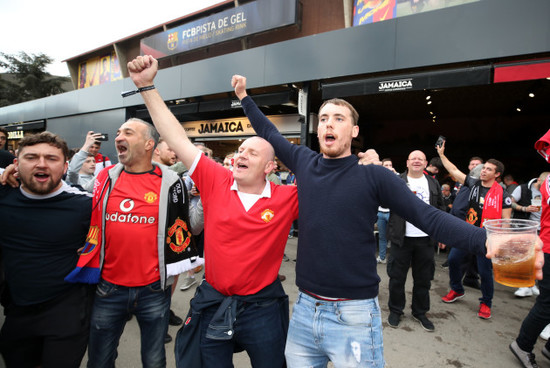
[0,284,94,368]
[387,236,435,317]
[516,253,550,352]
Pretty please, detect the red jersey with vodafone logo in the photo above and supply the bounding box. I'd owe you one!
[191,155,298,296]
[541,176,550,254]
[102,167,162,286]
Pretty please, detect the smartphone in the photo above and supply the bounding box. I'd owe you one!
[96,133,109,141]
[435,135,446,148]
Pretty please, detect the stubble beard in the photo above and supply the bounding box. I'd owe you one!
[21,175,60,195]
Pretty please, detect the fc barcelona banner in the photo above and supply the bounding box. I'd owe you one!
[141,0,297,58]
[353,0,479,26]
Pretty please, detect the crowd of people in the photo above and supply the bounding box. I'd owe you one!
[0,55,547,368]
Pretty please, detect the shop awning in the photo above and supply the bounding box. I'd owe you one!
[494,59,550,83]
[322,65,492,99]
[1,120,45,132]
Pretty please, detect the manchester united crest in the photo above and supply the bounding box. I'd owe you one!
[166,218,192,253]
[144,191,158,204]
[466,208,478,225]
[261,209,275,223]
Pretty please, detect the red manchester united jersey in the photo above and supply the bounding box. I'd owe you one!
[102,168,162,286]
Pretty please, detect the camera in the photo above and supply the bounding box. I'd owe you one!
[96,133,109,141]
[435,135,446,148]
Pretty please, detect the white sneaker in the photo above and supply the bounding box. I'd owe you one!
[515,287,534,297]
[180,277,197,291]
[540,324,550,340]
[531,285,540,296]
[376,256,386,264]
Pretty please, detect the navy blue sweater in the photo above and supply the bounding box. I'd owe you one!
[0,183,91,306]
[242,96,486,299]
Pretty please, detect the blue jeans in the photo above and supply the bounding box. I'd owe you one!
[87,279,171,368]
[199,297,286,368]
[448,247,494,307]
[285,292,384,368]
[376,211,390,260]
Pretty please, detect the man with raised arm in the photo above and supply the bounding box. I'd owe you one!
[127,55,298,367]
[437,141,512,319]
[231,74,528,367]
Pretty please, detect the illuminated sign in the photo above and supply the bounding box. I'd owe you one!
[182,113,317,138]
[141,0,297,58]
[378,78,413,92]
[8,131,24,139]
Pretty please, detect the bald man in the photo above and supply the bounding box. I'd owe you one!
[386,150,445,332]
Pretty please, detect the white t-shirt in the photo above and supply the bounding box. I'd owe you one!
[405,175,430,237]
[512,182,542,226]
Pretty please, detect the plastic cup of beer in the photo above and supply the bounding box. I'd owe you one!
[485,219,538,288]
[532,198,542,211]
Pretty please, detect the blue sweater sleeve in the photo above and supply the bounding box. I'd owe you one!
[241,96,311,173]
[375,169,487,255]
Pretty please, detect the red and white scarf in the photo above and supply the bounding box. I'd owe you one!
[481,181,504,227]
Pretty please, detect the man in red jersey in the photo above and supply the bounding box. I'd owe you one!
[87,140,112,176]
[510,128,550,368]
[82,117,203,367]
[128,55,298,367]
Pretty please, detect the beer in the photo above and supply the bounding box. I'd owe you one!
[491,239,536,288]
[532,197,542,211]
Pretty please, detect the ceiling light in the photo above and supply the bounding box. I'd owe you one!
[427,101,432,105]
[516,107,522,112]
[429,111,433,115]
[426,95,431,100]
[529,92,535,98]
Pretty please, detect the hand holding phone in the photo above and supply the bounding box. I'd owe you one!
[435,135,446,148]
[95,133,109,141]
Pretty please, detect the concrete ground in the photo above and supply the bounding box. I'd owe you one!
[1,237,548,367]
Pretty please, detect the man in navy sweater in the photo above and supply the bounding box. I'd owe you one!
[231,74,542,367]
[0,132,93,367]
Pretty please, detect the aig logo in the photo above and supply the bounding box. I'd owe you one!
[105,198,156,224]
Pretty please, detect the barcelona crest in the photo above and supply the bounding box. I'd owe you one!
[167,32,179,51]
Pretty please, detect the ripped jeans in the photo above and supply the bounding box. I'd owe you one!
[285,292,385,367]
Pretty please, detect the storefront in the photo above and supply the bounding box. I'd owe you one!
[0,0,548,181]
[2,120,46,152]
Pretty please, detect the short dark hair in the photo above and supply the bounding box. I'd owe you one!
[486,158,505,176]
[18,131,69,161]
[429,157,442,169]
[469,156,484,164]
[382,158,392,164]
[318,98,359,126]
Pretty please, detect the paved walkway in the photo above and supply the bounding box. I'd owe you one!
[2,237,546,367]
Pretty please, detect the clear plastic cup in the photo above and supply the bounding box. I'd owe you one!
[532,197,542,211]
[484,219,539,288]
